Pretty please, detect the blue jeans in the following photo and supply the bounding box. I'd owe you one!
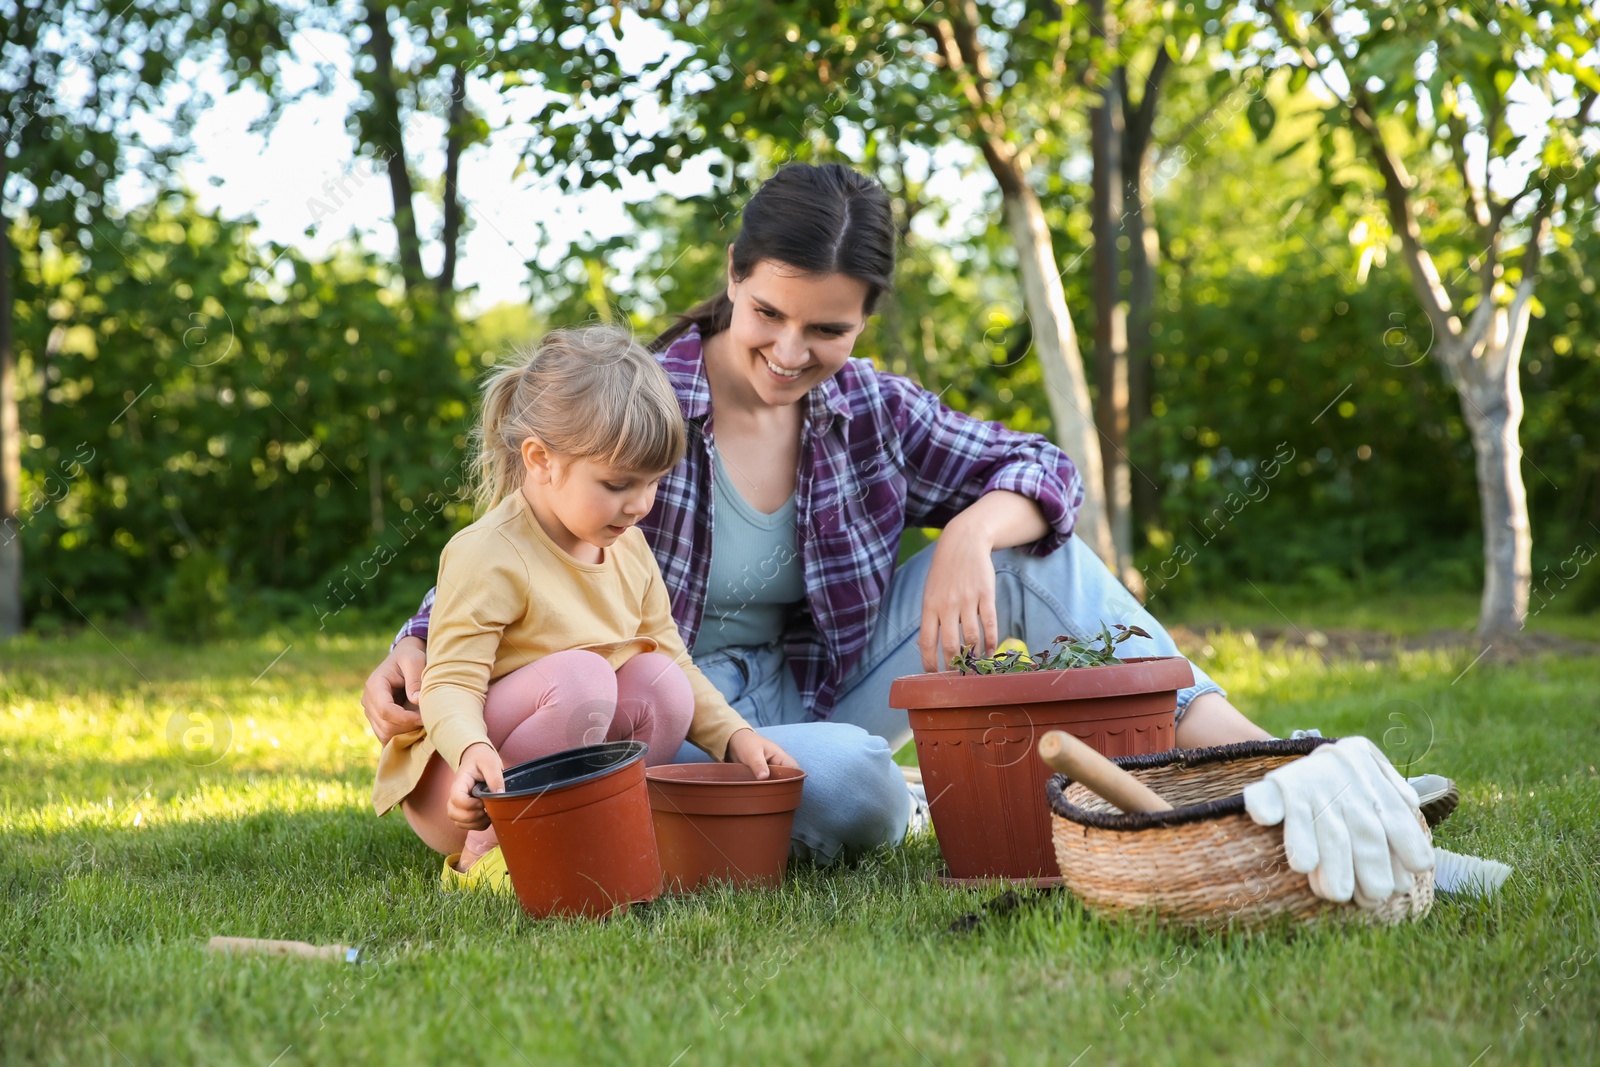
[671,534,1227,865]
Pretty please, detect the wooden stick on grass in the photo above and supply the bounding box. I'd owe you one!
[207,937,361,963]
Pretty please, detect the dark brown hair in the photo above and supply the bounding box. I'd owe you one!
[652,163,897,351]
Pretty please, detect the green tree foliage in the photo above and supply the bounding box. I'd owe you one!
[1124,60,1599,606]
[15,197,475,631]
[490,1,1123,562]
[1,0,291,634]
[6,1,1597,635]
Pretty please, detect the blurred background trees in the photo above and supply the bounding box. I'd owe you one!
[4,0,1596,639]
[1,0,290,635]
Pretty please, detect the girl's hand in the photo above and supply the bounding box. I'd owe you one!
[448,742,505,832]
[918,520,999,673]
[361,637,427,744]
[725,728,800,781]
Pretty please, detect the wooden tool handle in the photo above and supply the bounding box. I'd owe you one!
[1037,731,1172,814]
[207,937,359,963]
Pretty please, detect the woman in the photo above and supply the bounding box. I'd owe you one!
[361,163,1270,865]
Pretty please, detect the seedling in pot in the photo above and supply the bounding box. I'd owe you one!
[891,632,1192,881]
[948,623,1152,675]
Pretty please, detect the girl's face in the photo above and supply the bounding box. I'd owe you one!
[722,258,871,407]
[520,439,668,560]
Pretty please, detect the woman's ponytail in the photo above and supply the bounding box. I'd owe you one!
[652,292,734,352]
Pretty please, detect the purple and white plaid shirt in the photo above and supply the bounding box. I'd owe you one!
[396,327,1085,721]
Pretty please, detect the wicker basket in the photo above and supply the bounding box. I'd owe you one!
[1046,737,1434,929]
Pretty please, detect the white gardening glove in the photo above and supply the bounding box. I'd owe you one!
[1244,737,1433,908]
[1327,737,1434,907]
[1244,744,1356,896]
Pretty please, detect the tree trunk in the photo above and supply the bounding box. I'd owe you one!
[437,64,467,295]
[363,4,425,291]
[1342,87,1544,641]
[1124,159,1159,539]
[876,284,910,378]
[368,437,385,537]
[1093,57,1137,594]
[998,180,1115,566]
[917,314,938,392]
[1448,299,1534,639]
[1122,71,1164,551]
[0,149,21,637]
[927,3,1111,563]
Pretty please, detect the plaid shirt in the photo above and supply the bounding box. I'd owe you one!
[396,327,1085,721]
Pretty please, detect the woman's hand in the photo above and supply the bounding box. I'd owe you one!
[724,728,800,781]
[361,637,427,744]
[918,520,1000,673]
[918,491,1050,672]
[448,742,505,832]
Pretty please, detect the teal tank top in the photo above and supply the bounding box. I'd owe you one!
[691,450,805,655]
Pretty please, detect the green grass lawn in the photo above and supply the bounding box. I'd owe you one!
[3,599,1599,1066]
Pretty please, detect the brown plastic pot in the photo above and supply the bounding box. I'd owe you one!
[888,656,1192,882]
[645,764,807,891]
[475,741,662,918]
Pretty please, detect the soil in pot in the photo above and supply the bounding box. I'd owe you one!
[475,740,662,918]
[645,764,807,891]
[889,656,1191,881]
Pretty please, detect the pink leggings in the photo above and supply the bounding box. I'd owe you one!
[402,649,693,858]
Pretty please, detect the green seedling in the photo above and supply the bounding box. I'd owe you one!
[949,623,1152,675]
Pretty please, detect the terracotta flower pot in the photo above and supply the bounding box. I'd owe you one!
[889,656,1192,882]
[475,741,662,918]
[645,764,807,891]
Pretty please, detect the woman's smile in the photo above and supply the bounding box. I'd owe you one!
[762,355,807,380]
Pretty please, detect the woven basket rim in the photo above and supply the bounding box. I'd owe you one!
[1045,736,1335,831]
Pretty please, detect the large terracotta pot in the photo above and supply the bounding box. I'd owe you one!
[889,656,1192,882]
[476,741,662,918]
[646,764,806,891]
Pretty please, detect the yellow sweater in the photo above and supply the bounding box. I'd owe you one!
[371,490,752,816]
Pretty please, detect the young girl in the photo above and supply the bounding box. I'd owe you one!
[371,325,798,890]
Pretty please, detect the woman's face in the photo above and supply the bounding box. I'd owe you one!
[722,258,871,407]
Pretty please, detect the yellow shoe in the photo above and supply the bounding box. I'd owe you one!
[440,846,514,895]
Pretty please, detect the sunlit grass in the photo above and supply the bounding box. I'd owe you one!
[1166,585,1600,641]
[4,600,1599,1066]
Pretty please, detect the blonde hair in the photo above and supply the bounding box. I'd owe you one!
[471,325,686,512]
